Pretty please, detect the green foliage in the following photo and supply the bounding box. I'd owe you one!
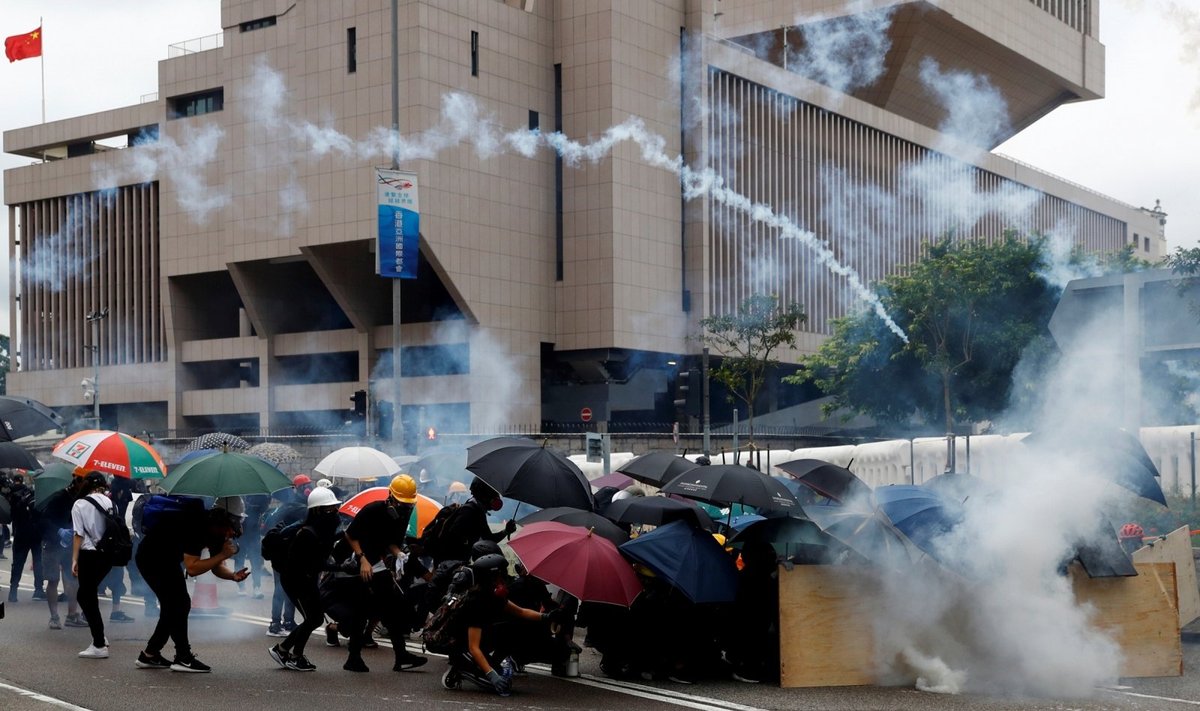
[698,294,806,441]
[789,235,1057,432]
[1166,245,1200,276]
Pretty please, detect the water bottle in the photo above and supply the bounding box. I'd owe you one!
[566,651,580,678]
[500,656,515,682]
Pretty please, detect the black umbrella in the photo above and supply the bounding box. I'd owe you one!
[660,464,801,514]
[185,432,250,452]
[518,507,629,546]
[0,441,41,470]
[922,472,995,504]
[603,495,715,531]
[466,437,594,511]
[802,502,915,565]
[0,396,63,441]
[615,451,698,488]
[1021,426,1165,505]
[775,458,871,504]
[729,515,864,564]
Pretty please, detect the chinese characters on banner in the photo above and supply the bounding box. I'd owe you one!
[376,169,419,279]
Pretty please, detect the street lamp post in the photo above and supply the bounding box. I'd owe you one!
[85,308,108,429]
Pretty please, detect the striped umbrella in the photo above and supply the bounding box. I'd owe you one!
[52,430,166,479]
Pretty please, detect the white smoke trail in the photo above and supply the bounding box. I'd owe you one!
[93,123,229,220]
[21,201,94,291]
[787,0,895,95]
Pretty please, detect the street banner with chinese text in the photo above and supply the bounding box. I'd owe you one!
[376,169,419,279]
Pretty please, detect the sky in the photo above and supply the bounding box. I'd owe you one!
[0,0,1197,334]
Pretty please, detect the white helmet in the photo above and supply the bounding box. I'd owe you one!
[307,487,341,509]
[316,478,333,489]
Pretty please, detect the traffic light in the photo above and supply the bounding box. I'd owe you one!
[350,390,367,417]
[673,369,702,419]
[673,369,692,410]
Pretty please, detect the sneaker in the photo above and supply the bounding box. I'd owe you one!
[361,637,378,649]
[253,588,265,600]
[266,623,287,637]
[392,651,427,671]
[31,589,47,601]
[48,616,61,630]
[343,656,369,673]
[110,611,136,623]
[78,645,109,659]
[325,625,341,647]
[64,614,89,628]
[135,651,172,669]
[170,656,212,673]
[282,621,297,632]
[285,654,316,672]
[268,644,291,669]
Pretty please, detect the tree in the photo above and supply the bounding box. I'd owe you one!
[698,293,806,443]
[790,235,1057,433]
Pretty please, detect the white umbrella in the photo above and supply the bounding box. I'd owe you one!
[392,454,421,467]
[315,446,401,480]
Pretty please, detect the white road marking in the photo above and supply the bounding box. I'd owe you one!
[1103,689,1200,706]
[0,678,94,711]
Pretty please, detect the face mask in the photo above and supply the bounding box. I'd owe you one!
[493,581,508,598]
[488,499,503,512]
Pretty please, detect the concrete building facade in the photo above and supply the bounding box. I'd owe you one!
[3,0,1168,444]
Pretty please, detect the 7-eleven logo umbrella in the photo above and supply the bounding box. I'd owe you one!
[52,430,166,479]
[339,487,441,537]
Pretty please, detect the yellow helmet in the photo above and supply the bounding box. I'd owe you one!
[712,533,727,547]
[388,474,417,503]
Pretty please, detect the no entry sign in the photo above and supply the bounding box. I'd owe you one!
[580,407,593,422]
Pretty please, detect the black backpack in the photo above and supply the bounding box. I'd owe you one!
[421,586,472,654]
[419,503,461,561]
[85,497,134,567]
[261,520,306,564]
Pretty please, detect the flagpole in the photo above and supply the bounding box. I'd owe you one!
[39,18,45,124]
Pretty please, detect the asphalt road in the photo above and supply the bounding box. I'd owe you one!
[3,566,1200,711]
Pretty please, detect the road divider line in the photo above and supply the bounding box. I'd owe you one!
[1104,689,1200,706]
[0,678,94,711]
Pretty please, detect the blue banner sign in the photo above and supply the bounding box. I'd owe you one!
[376,169,419,279]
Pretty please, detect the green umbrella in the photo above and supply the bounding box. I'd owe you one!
[33,462,75,507]
[161,451,292,497]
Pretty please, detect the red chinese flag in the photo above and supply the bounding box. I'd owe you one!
[5,27,42,62]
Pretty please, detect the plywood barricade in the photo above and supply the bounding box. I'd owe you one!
[1071,562,1182,678]
[779,562,1182,687]
[1132,526,1200,628]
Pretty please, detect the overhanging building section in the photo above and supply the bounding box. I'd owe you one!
[1,0,1169,439]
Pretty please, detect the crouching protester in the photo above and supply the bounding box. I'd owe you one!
[134,500,249,673]
[433,553,570,697]
[268,487,343,672]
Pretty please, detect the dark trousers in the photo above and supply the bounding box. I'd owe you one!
[137,550,192,660]
[280,572,322,656]
[270,569,295,625]
[349,572,411,664]
[9,529,43,591]
[76,549,112,648]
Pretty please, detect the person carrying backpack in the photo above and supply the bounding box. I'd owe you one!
[134,503,248,673]
[268,487,343,672]
[433,478,515,566]
[71,472,116,660]
[262,493,306,636]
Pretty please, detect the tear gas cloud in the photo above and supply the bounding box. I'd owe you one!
[787,0,894,96]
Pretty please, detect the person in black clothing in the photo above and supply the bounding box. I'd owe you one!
[725,540,779,683]
[269,487,343,672]
[38,476,84,629]
[134,505,249,673]
[443,553,567,697]
[343,474,427,673]
[5,471,43,602]
[263,493,305,636]
[436,478,515,565]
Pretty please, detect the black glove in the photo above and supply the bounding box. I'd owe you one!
[504,519,517,535]
[485,669,511,696]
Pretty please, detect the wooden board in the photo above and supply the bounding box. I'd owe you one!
[1133,526,1200,627]
[778,566,880,687]
[1071,562,1182,678]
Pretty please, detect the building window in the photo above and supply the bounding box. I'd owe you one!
[1132,233,1139,246]
[470,31,479,77]
[1145,237,1150,252]
[528,110,539,130]
[347,27,357,73]
[167,88,224,119]
[401,344,470,376]
[239,16,276,32]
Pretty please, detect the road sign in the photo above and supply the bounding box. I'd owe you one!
[580,407,593,422]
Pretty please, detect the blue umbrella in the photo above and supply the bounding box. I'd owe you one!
[874,485,963,559]
[171,448,218,469]
[619,520,738,604]
[728,513,766,531]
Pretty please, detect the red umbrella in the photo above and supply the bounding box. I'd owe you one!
[508,521,642,607]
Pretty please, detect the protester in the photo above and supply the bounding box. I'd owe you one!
[39,476,84,630]
[725,540,779,683]
[343,474,426,673]
[128,490,159,617]
[435,478,514,564]
[238,493,270,599]
[71,472,115,659]
[441,553,567,696]
[5,471,43,602]
[263,490,306,636]
[134,504,249,673]
[269,487,343,672]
